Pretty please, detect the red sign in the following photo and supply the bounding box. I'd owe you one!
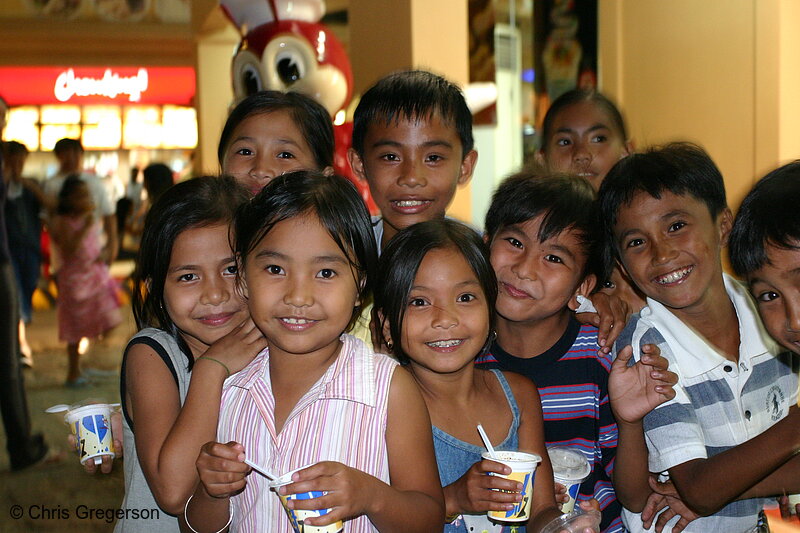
[0,67,196,106]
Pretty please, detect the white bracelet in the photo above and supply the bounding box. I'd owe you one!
[184,493,233,533]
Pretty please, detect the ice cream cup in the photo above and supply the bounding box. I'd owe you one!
[540,507,602,533]
[548,446,591,513]
[65,403,116,466]
[482,450,541,523]
[270,466,344,533]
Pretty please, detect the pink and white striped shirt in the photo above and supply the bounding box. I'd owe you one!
[217,334,398,533]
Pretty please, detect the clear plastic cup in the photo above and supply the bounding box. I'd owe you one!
[548,446,591,513]
[540,507,602,533]
[269,465,344,533]
[482,450,541,523]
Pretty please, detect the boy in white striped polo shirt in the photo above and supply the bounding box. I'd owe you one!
[598,143,799,533]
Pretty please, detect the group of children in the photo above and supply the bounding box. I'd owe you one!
[92,68,798,533]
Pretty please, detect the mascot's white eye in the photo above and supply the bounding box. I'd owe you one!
[263,35,317,91]
[232,49,265,99]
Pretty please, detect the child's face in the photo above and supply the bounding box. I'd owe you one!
[399,247,489,374]
[747,242,800,354]
[490,215,594,325]
[163,224,248,357]
[221,110,321,196]
[243,212,360,359]
[542,101,630,191]
[614,190,731,316]
[349,113,477,242]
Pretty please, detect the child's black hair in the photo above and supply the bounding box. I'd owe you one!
[142,163,174,204]
[729,160,800,276]
[56,174,90,215]
[374,219,497,365]
[351,69,474,158]
[540,89,628,151]
[598,142,727,266]
[132,175,249,369]
[485,168,608,284]
[218,90,334,170]
[53,137,83,155]
[3,140,28,158]
[234,171,377,330]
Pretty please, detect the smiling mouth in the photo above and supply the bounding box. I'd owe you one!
[279,317,318,330]
[654,266,693,285]
[197,312,238,326]
[390,199,432,213]
[426,339,464,350]
[501,282,532,299]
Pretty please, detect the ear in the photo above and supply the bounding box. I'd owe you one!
[347,148,367,182]
[568,274,597,311]
[457,149,478,186]
[718,207,733,247]
[321,165,335,176]
[623,139,635,156]
[534,149,546,166]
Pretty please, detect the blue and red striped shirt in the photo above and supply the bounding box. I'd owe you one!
[475,316,623,533]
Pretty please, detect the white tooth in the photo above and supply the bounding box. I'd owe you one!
[428,339,462,348]
[657,267,691,284]
[395,200,425,207]
[284,318,309,324]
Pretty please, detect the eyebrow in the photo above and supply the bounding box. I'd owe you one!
[168,256,235,274]
[555,123,610,135]
[411,279,480,291]
[231,136,301,148]
[617,209,693,242]
[370,139,454,150]
[253,249,347,265]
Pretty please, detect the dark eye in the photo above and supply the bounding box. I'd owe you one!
[380,153,400,162]
[457,293,476,303]
[409,297,427,307]
[178,273,197,282]
[591,134,608,143]
[756,291,779,303]
[317,269,336,279]
[224,265,238,275]
[555,138,571,147]
[545,254,563,264]
[668,221,686,232]
[277,151,295,159]
[426,154,444,163]
[504,237,523,249]
[626,238,645,249]
[267,265,284,275]
[235,147,254,156]
[276,53,305,85]
[602,280,616,289]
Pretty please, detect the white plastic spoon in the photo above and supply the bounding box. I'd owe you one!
[244,458,277,481]
[477,423,498,459]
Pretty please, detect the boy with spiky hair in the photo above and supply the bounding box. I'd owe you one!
[600,142,799,532]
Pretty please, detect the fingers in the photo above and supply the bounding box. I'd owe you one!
[99,454,114,474]
[641,491,667,526]
[478,459,512,476]
[197,441,250,497]
[613,345,634,368]
[654,507,677,533]
[579,498,601,512]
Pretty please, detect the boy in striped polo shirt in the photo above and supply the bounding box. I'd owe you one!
[599,143,799,533]
[475,171,625,532]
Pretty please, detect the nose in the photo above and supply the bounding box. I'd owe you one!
[786,298,800,332]
[431,302,458,329]
[283,275,313,308]
[249,154,278,188]
[511,253,538,282]
[651,238,678,265]
[397,158,427,188]
[200,276,230,306]
[572,141,592,167]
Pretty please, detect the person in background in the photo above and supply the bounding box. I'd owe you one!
[3,140,48,368]
[43,138,118,269]
[0,95,50,470]
[49,176,122,387]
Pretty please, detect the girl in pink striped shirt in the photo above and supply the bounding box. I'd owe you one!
[187,171,444,533]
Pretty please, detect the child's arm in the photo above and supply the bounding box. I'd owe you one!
[283,366,444,532]
[503,371,563,530]
[669,406,800,515]
[128,321,266,514]
[609,343,677,511]
[184,441,247,532]
[575,292,631,354]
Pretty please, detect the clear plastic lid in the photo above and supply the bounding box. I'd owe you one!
[547,446,591,481]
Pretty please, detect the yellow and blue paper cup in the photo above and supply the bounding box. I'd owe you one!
[66,404,115,466]
[270,467,344,533]
[482,451,541,523]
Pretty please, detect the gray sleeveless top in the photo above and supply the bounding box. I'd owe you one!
[114,328,192,532]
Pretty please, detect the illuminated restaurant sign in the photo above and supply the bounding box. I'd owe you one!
[0,66,195,106]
